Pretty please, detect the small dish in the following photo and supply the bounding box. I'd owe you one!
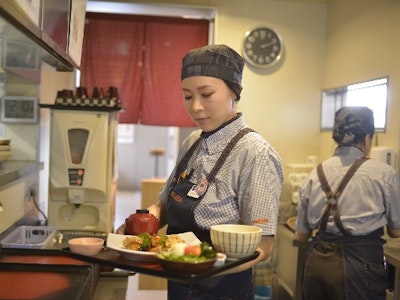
[68,237,104,256]
[213,252,227,267]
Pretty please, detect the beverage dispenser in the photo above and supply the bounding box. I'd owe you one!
[47,87,120,233]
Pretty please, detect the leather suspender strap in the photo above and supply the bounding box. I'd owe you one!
[317,157,369,235]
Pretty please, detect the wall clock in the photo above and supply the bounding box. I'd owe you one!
[242,26,284,69]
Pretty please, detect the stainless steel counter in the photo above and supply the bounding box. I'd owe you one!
[0,160,43,187]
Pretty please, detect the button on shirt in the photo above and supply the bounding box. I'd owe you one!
[297,146,400,236]
[160,115,284,236]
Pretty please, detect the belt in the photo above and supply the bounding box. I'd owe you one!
[314,241,341,253]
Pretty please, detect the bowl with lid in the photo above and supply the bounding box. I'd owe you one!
[210,224,262,258]
[125,209,160,235]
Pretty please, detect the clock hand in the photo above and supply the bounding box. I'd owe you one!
[260,41,276,48]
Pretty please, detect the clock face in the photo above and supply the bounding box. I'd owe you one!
[243,27,283,68]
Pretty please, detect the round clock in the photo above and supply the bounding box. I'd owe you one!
[242,27,284,69]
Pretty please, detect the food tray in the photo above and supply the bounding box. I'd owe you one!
[0,226,56,249]
[61,247,259,284]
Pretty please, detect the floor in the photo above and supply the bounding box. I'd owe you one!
[93,190,167,300]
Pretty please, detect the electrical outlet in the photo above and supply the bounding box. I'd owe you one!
[28,184,38,200]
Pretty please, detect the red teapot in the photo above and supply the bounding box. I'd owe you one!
[125,209,159,235]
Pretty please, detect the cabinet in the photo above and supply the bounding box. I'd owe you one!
[0,0,86,71]
[0,161,43,234]
[271,225,308,300]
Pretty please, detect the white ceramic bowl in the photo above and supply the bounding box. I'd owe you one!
[68,237,104,256]
[210,224,262,259]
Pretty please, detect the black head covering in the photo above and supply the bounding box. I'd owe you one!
[181,44,244,88]
[332,106,375,145]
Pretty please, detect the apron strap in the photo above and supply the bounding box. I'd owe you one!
[172,137,202,183]
[207,128,255,183]
[317,157,369,235]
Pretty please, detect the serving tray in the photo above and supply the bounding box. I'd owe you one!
[60,247,259,284]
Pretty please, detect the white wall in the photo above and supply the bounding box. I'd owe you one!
[320,0,400,175]
[110,0,328,201]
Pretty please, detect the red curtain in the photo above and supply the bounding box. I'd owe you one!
[80,13,209,126]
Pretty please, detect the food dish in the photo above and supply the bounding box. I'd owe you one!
[107,232,203,262]
[107,233,158,262]
[156,254,217,274]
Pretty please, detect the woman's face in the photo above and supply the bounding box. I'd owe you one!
[181,76,237,132]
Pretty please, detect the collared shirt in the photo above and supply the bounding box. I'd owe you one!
[297,146,400,236]
[160,115,284,236]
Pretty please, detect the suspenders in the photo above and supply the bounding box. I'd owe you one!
[317,157,369,236]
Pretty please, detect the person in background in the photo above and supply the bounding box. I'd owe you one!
[118,44,284,299]
[295,106,400,300]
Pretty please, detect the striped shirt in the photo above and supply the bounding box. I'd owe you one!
[160,115,284,236]
[297,146,400,236]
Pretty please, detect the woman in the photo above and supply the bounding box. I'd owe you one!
[296,106,400,300]
[119,44,283,299]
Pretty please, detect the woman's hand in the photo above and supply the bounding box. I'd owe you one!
[115,223,126,234]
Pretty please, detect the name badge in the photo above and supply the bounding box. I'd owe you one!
[187,178,208,198]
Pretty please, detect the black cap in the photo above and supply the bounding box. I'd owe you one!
[181,44,244,87]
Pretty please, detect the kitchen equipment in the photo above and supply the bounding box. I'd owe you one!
[48,107,118,233]
[125,209,159,235]
[210,224,262,258]
[0,226,56,249]
[370,146,395,168]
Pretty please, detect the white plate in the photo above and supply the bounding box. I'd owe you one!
[106,232,201,262]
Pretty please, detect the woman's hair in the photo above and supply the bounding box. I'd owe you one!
[224,81,242,101]
[332,106,375,146]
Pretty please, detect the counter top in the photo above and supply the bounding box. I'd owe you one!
[0,160,43,187]
[0,248,99,300]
